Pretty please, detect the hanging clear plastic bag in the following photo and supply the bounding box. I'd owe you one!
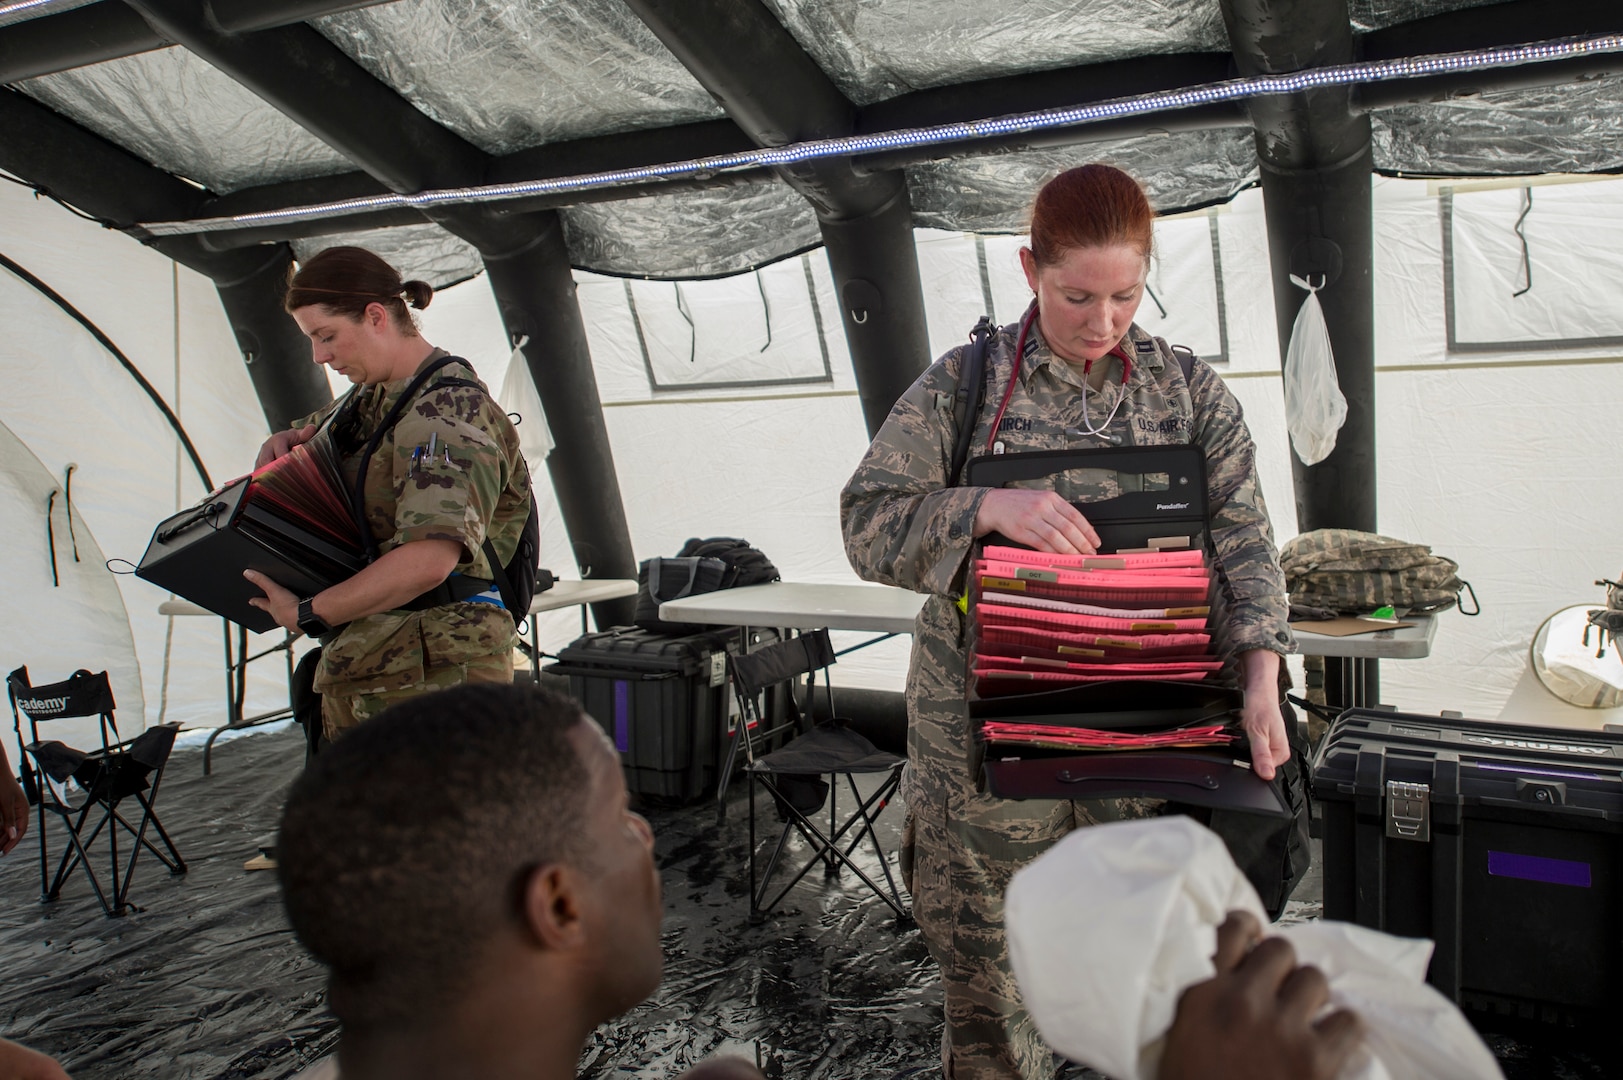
[1283,275,1347,466]
[496,337,555,464]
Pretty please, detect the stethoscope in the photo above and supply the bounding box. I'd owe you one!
[984,305,1134,451]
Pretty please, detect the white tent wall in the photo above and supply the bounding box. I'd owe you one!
[1367,176,1623,719]
[0,418,142,752]
[0,181,283,733]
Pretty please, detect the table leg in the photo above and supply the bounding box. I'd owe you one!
[1360,657,1380,710]
[529,613,542,680]
[219,619,235,726]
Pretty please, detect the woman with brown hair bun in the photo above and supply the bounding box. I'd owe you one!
[245,246,530,742]
[841,165,1293,1079]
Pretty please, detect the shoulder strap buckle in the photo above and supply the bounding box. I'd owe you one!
[947,316,995,488]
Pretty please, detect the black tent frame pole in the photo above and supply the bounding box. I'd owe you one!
[1222,0,1377,708]
[626,0,932,438]
[480,217,638,626]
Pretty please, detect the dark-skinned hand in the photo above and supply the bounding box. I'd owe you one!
[1160,912,1362,1080]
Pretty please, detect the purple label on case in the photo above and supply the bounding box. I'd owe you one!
[613,680,630,753]
[1487,851,1591,888]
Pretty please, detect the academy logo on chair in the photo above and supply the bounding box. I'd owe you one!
[17,695,69,716]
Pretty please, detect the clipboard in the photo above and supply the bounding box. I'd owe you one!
[964,445,1209,554]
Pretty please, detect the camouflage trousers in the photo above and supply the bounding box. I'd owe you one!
[321,651,513,741]
[901,793,1158,1080]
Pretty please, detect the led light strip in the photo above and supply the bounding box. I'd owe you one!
[134,33,1623,238]
[0,0,88,22]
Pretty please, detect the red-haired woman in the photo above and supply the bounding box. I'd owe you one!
[246,246,530,742]
[841,165,1293,1079]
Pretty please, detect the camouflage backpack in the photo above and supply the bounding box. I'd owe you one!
[1280,529,1478,616]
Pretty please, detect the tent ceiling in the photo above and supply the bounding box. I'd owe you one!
[1371,74,1623,175]
[758,0,1230,106]
[19,44,353,192]
[2,0,1620,282]
[312,0,725,155]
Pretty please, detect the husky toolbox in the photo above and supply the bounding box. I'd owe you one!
[546,625,778,803]
[1311,708,1623,1024]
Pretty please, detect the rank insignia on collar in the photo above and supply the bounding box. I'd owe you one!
[1135,339,1155,353]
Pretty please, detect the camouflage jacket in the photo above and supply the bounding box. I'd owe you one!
[841,310,1291,805]
[292,349,528,697]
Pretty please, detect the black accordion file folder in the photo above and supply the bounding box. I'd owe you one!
[136,433,366,634]
[962,445,1287,816]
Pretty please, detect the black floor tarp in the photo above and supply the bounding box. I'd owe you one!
[0,726,1615,1079]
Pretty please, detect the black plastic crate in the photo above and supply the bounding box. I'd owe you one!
[546,625,778,803]
[1311,709,1623,1025]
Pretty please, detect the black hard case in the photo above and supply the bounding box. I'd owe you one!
[1311,709,1623,1024]
[136,476,365,633]
[547,625,778,803]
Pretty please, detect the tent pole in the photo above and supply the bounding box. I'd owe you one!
[626,0,932,438]
[1222,0,1377,708]
[211,246,333,433]
[477,212,639,628]
[1221,0,1377,535]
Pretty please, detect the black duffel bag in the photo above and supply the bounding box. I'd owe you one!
[634,536,779,636]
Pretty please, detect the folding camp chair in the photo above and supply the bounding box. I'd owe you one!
[7,666,186,917]
[729,630,908,921]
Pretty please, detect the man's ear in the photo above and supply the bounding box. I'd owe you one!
[521,862,588,951]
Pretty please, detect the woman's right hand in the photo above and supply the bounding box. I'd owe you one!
[973,488,1100,554]
[255,424,318,469]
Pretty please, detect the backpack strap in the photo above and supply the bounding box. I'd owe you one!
[1170,343,1197,385]
[351,355,471,562]
[947,316,994,488]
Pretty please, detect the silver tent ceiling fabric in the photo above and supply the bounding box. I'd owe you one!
[908,129,1259,235]
[291,223,485,291]
[1348,0,1513,32]
[312,0,724,156]
[17,47,353,194]
[560,180,822,279]
[1372,75,1623,175]
[11,0,1623,277]
[760,0,1229,106]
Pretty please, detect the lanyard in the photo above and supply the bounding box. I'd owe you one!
[984,307,1134,451]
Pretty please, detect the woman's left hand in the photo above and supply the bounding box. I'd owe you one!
[1238,648,1289,782]
[1241,693,1289,782]
[244,569,300,634]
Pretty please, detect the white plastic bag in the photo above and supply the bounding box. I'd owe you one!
[496,338,555,464]
[1283,275,1347,466]
[1005,817,1504,1080]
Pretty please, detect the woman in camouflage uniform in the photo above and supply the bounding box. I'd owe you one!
[246,247,529,742]
[841,165,1293,1080]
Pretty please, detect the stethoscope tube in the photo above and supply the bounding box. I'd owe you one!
[984,306,1134,451]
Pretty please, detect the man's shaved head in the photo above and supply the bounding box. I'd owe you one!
[277,682,594,1028]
